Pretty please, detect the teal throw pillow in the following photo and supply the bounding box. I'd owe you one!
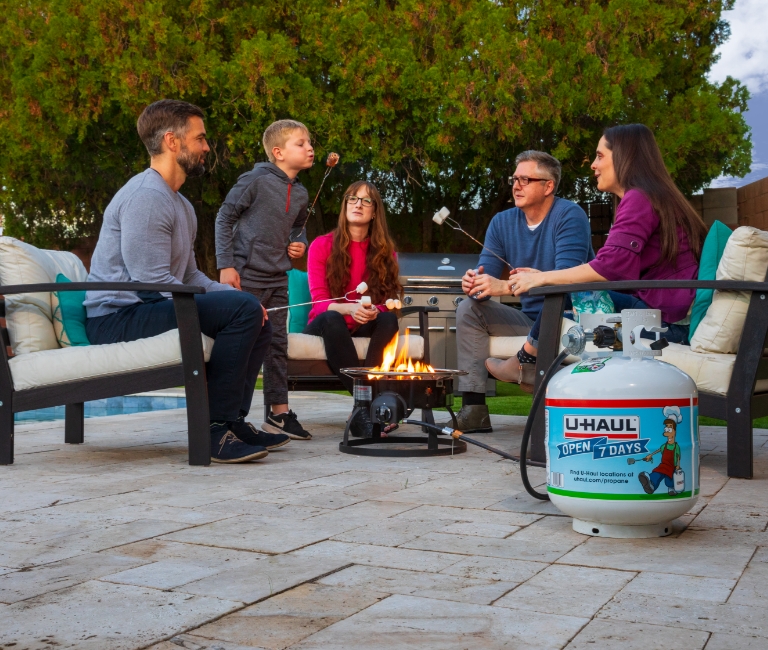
[688,220,732,339]
[52,273,90,347]
[287,268,312,333]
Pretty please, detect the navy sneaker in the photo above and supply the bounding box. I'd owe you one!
[211,424,268,463]
[233,417,291,450]
[262,410,312,440]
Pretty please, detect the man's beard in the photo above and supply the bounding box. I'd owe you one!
[177,143,206,178]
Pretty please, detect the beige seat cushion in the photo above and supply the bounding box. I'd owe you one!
[691,227,768,354]
[489,318,582,359]
[662,342,768,396]
[0,237,88,355]
[9,329,214,391]
[288,333,424,361]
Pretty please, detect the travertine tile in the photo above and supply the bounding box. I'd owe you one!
[494,564,634,616]
[438,522,521,538]
[392,504,543,527]
[598,591,768,637]
[620,571,736,603]
[440,555,548,584]
[690,504,768,532]
[0,579,241,649]
[292,593,588,649]
[564,619,709,649]
[190,583,385,649]
[705,633,768,649]
[319,564,516,605]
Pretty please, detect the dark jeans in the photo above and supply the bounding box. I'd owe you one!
[304,310,399,393]
[243,286,289,406]
[86,291,272,422]
[528,290,690,346]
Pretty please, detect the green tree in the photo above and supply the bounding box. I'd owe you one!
[0,0,751,273]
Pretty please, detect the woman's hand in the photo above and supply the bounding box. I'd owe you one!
[351,303,378,325]
[508,270,550,297]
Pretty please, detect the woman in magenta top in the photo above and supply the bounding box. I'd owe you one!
[304,181,402,436]
[486,124,706,384]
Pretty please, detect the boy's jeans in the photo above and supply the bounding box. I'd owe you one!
[243,286,289,408]
[86,291,272,422]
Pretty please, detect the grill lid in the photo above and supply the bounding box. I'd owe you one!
[397,253,479,286]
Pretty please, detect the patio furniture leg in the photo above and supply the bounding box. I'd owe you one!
[0,402,13,464]
[65,402,84,444]
[727,397,753,479]
[173,293,211,466]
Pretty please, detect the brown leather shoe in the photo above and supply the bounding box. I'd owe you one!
[437,405,492,433]
[485,357,536,393]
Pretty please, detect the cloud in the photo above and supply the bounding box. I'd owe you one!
[709,0,768,94]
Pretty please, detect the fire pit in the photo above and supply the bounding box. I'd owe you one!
[338,332,468,457]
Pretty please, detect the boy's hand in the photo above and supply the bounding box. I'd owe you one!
[262,305,268,326]
[220,267,241,290]
[287,242,306,259]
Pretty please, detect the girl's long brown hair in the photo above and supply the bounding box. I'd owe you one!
[326,181,402,304]
[603,124,707,265]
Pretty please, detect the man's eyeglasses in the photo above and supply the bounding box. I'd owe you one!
[345,195,374,206]
[508,176,551,187]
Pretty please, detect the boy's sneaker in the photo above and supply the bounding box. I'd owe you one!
[232,417,291,450]
[263,410,312,440]
[211,424,268,463]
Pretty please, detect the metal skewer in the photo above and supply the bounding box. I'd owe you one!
[432,207,514,271]
[266,281,368,312]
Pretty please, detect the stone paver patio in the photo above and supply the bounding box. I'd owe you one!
[1,390,767,649]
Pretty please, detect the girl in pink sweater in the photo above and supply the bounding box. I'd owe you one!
[304,181,402,437]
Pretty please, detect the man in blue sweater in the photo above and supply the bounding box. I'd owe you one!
[444,151,593,433]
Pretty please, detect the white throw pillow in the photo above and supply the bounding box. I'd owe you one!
[690,227,768,354]
[0,237,88,354]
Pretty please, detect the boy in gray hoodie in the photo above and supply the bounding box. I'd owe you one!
[215,120,314,440]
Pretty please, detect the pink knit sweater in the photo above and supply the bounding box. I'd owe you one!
[306,232,389,330]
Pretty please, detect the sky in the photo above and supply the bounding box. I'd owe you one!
[708,0,768,187]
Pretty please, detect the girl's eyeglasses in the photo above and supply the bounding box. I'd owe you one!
[345,195,374,207]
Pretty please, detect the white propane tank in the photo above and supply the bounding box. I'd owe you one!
[547,309,699,538]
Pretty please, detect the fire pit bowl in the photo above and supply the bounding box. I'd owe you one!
[338,367,468,457]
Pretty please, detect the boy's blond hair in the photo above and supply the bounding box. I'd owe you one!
[263,119,310,163]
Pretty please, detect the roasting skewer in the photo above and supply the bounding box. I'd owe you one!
[432,207,514,271]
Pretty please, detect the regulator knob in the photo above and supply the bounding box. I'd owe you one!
[562,326,587,356]
[375,405,392,422]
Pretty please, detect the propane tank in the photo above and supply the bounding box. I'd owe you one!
[547,309,699,538]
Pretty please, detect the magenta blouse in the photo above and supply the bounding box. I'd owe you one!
[588,189,698,323]
[307,232,388,330]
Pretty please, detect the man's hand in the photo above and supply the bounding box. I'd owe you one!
[351,303,378,325]
[287,242,306,259]
[220,267,241,290]
[462,266,482,296]
[262,304,269,326]
[470,273,511,300]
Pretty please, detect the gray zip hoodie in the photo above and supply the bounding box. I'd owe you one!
[215,162,309,288]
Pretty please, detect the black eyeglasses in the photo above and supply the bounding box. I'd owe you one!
[345,195,374,206]
[508,176,551,187]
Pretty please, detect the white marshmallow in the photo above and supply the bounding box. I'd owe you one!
[394,299,402,310]
[356,281,368,294]
[385,299,396,310]
[432,206,450,225]
[361,296,372,307]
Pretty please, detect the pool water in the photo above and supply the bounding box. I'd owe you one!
[15,394,187,423]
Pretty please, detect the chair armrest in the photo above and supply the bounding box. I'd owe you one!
[0,282,207,296]
[529,280,768,295]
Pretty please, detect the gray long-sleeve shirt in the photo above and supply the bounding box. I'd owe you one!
[85,168,230,318]
[215,162,309,289]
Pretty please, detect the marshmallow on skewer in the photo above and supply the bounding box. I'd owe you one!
[432,207,450,225]
[394,299,402,309]
[361,296,372,307]
[385,299,396,310]
[356,281,368,295]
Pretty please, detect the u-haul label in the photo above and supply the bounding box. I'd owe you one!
[564,415,639,439]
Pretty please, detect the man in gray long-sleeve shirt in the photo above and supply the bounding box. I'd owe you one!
[85,100,290,463]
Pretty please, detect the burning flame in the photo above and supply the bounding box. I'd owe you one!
[367,330,435,379]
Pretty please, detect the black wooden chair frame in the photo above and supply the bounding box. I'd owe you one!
[0,282,210,466]
[530,280,768,479]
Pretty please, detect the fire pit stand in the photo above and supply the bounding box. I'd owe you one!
[338,368,468,457]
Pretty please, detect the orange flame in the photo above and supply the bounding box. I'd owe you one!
[367,330,435,379]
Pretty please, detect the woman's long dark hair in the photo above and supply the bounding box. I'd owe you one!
[326,181,403,304]
[603,124,706,264]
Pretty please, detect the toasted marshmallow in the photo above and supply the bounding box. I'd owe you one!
[394,299,402,310]
[432,207,450,225]
[385,299,396,310]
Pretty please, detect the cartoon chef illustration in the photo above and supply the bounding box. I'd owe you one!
[638,406,684,496]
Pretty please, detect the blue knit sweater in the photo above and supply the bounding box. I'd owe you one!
[478,197,594,320]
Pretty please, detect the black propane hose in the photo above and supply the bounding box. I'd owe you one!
[404,348,570,502]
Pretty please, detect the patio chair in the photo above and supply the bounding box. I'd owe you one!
[0,237,211,465]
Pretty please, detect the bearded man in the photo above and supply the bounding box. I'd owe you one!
[85,100,287,463]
